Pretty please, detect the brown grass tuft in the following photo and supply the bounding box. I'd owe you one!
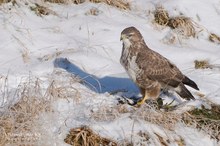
[0,0,16,5]
[176,138,185,146]
[153,6,197,39]
[209,33,220,44]
[168,16,196,37]
[30,3,57,17]
[64,126,117,146]
[194,60,211,69]
[154,6,170,26]
[85,7,101,16]
[137,131,150,143]
[0,0,10,4]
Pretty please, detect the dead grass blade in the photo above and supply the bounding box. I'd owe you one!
[209,33,220,44]
[154,133,169,146]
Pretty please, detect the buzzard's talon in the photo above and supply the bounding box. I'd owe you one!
[135,93,149,106]
[136,98,146,106]
[132,99,145,107]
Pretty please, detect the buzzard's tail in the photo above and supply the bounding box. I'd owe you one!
[175,83,195,100]
[183,76,199,90]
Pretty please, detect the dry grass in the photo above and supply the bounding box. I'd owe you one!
[38,49,75,62]
[44,0,84,4]
[154,6,196,37]
[92,101,179,130]
[92,100,220,142]
[12,35,30,63]
[209,33,220,44]
[137,131,150,141]
[154,6,169,26]
[0,71,82,145]
[46,70,83,102]
[90,0,130,10]
[94,101,218,144]
[45,0,130,10]
[182,104,220,140]
[64,126,117,146]
[0,77,51,145]
[168,16,196,38]
[131,104,181,130]
[30,3,57,16]
[155,133,169,146]
[153,6,199,44]
[0,0,11,4]
[0,0,16,6]
[91,103,130,121]
[194,59,212,69]
[137,103,220,141]
[85,7,101,16]
[175,138,185,146]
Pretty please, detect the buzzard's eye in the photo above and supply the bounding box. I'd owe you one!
[128,34,133,38]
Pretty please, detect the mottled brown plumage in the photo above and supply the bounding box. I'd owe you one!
[120,26,199,105]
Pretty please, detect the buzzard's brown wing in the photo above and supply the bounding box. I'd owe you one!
[136,49,185,88]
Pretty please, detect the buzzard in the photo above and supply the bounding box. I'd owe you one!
[120,26,199,106]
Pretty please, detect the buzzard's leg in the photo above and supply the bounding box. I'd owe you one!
[137,88,148,105]
[136,84,161,106]
[137,94,148,105]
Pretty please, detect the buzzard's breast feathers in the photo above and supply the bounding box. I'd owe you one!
[120,44,140,82]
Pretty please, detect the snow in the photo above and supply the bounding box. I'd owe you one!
[0,0,220,145]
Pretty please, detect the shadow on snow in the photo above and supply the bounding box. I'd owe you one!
[54,57,139,97]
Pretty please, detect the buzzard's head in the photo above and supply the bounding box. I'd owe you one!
[120,27,144,49]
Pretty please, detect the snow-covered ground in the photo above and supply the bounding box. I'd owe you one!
[0,0,220,145]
